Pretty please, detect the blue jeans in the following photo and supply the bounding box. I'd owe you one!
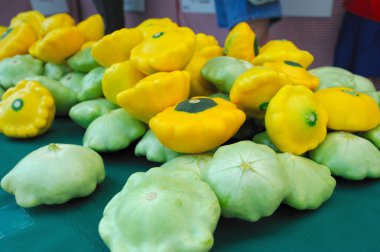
[214,0,282,29]
[334,11,380,77]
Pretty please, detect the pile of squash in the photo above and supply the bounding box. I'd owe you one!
[1,10,380,252]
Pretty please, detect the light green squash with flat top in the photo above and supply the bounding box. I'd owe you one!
[69,98,118,128]
[309,131,380,180]
[0,54,43,89]
[77,66,105,101]
[43,62,71,80]
[135,129,182,163]
[1,143,105,208]
[203,140,289,222]
[83,108,146,152]
[99,167,221,252]
[278,153,336,210]
[200,56,252,93]
[160,154,213,178]
[361,124,380,149]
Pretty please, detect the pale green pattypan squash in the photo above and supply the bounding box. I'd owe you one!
[160,154,213,179]
[203,140,289,222]
[26,75,78,116]
[353,74,377,93]
[309,132,380,180]
[69,98,118,128]
[1,143,105,208]
[67,46,100,73]
[361,124,380,149]
[59,71,85,93]
[309,66,376,93]
[200,56,252,94]
[0,54,43,89]
[278,153,336,210]
[83,108,146,152]
[99,167,220,252]
[77,66,105,101]
[135,129,181,163]
[43,62,71,81]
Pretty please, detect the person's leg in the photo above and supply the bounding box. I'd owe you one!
[92,0,125,34]
[247,19,270,44]
[214,0,228,28]
[222,0,281,44]
[333,12,359,71]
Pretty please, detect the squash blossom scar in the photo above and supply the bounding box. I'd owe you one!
[152,32,164,38]
[305,111,318,127]
[146,192,157,201]
[11,98,24,111]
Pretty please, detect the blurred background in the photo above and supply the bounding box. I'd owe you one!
[0,0,343,70]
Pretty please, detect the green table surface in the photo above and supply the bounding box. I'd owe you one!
[0,118,380,252]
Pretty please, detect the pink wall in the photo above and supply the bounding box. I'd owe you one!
[268,0,345,68]
[0,0,344,69]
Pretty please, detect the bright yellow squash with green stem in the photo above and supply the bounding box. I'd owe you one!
[229,66,291,119]
[135,17,178,39]
[91,28,143,67]
[314,87,380,132]
[130,27,196,75]
[117,71,191,123]
[264,61,319,90]
[149,97,246,153]
[10,10,44,34]
[39,13,75,37]
[0,23,37,61]
[224,22,259,62]
[102,60,146,105]
[77,14,104,42]
[265,85,328,155]
[29,26,84,64]
[0,80,55,138]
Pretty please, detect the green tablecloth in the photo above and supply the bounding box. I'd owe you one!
[0,118,379,252]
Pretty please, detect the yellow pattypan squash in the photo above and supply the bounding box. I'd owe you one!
[0,24,38,61]
[259,39,298,54]
[194,33,223,59]
[149,97,246,153]
[314,87,380,132]
[91,28,143,67]
[10,10,45,34]
[102,60,146,105]
[0,80,55,138]
[197,45,224,59]
[264,61,319,90]
[0,26,7,35]
[77,14,104,42]
[184,33,223,97]
[29,26,84,63]
[265,85,328,155]
[224,22,258,62]
[130,27,196,75]
[195,33,219,51]
[136,17,178,38]
[230,66,292,119]
[117,71,190,123]
[185,52,218,97]
[252,39,314,68]
[39,13,75,37]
